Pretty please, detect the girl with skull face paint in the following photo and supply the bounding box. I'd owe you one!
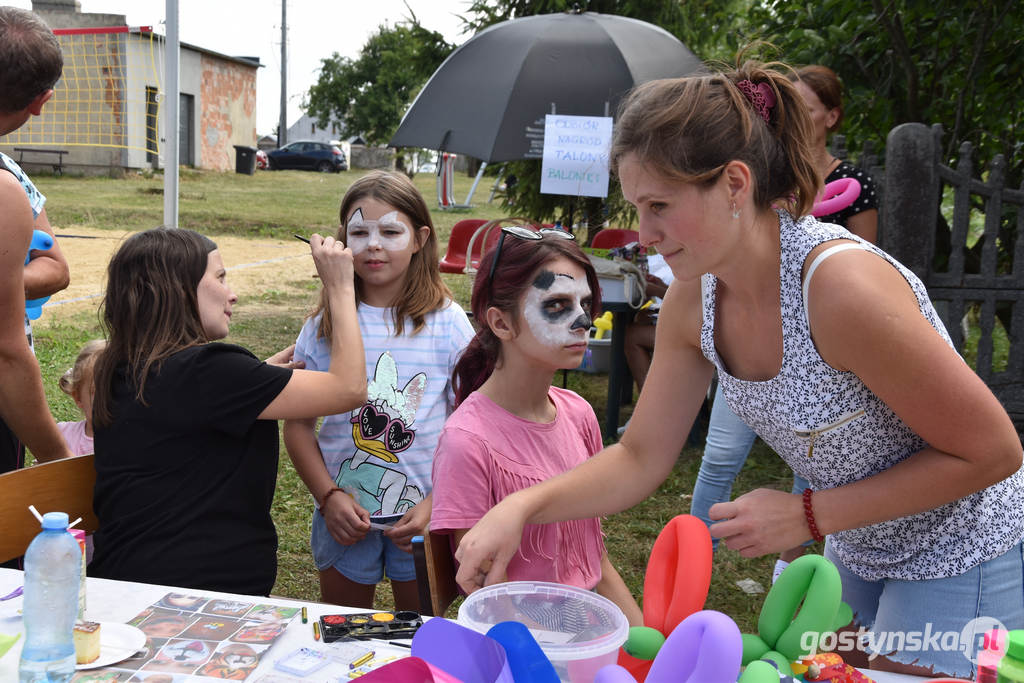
[430,229,643,626]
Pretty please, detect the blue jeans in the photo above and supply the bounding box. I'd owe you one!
[691,383,809,547]
[311,510,415,583]
[825,539,1024,679]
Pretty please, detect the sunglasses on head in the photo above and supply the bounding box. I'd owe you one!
[487,225,576,294]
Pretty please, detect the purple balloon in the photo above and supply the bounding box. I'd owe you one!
[645,610,742,683]
[411,618,514,682]
[593,664,638,683]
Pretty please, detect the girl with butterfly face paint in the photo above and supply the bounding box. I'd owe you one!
[430,228,643,627]
[284,171,474,610]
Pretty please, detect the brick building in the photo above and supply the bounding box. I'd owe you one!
[0,0,261,174]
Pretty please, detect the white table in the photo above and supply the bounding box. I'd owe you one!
[0,568,412,681]
[0,568,932,682]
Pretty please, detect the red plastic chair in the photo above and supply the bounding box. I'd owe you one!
[463,224,504,276]
[591,228,639,249]
[439,219,488,273]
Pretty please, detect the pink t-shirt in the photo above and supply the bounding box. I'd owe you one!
[58,420,93,456]
[430,387,606,589]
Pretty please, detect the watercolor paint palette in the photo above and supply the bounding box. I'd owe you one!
[318,611,423,642]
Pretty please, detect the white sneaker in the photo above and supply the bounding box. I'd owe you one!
[772,559,790,584]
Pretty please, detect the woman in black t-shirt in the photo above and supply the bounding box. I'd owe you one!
[790,65,879,243]
[90,228,367,595]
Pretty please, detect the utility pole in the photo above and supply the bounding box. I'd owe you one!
[278,0,287,146]
[164,0,179,227]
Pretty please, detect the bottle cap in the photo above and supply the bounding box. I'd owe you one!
[41,511,69,530]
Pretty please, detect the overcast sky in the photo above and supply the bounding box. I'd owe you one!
[6,0,471,135]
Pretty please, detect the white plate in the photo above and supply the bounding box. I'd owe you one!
[76,622,147,670]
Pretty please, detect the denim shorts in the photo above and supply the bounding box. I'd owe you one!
[825,539,1024,678]
[311,510,415,584]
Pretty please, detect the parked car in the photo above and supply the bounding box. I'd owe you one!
[266,140,348,172]
[418,161,437,174]
[255,149,268,170]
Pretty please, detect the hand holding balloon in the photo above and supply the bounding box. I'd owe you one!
[24,229,54,320]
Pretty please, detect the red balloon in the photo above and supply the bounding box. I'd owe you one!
[616,514,714,682]
[644,514,713,633]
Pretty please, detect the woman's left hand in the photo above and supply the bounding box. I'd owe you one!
[385,498,431,553]
[708,488,811,557]
[264,343,306,369]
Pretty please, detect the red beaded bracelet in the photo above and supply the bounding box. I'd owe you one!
[802,488,825,543]
[319,486,346,515]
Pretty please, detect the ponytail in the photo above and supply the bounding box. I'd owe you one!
[452,330,499,407]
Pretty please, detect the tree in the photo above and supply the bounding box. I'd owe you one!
[752,0,1023,183]
[305,20,453,152]
[467,0,1023,232]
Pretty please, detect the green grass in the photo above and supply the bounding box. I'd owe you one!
[30,167,790,630]
[35,167,509,242]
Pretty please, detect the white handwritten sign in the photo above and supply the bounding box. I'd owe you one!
[540,114,613,198]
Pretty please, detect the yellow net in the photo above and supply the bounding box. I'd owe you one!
[6,26,162,154]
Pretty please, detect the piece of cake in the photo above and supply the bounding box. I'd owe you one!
[73,621,101,664]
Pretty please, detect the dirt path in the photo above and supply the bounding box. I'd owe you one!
[39,227,317,322]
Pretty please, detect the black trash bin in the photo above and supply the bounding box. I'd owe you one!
[233,145,257,175]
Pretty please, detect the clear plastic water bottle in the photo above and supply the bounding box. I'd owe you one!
[18,512,80,683]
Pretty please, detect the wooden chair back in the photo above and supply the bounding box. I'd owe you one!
[411,531,459,617]
[0,455,98,563]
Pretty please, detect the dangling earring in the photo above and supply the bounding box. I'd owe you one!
[731,202,740,220]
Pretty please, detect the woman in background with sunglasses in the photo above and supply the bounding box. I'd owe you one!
[430,225,643,626]
[284,171,474,610]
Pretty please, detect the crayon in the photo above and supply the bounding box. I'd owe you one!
[301,606,308,623]
[313,621,321,641]
[349,651,374,669]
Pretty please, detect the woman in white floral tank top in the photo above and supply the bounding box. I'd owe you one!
[453,59,1023,679]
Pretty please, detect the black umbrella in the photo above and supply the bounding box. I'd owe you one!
[389,10,702,163]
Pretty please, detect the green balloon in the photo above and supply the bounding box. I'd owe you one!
[741,633,771,665]
[623,626,666,660]
[742,554,848,667]
[738,659,784,683]
[760,650,793,676]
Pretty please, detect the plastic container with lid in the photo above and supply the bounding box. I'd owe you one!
[457,581,628,682]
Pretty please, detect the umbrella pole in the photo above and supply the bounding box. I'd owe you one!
[464,162,488,205]
[487,165,506,204]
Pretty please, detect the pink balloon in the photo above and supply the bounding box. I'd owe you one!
[812,177,861,217]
